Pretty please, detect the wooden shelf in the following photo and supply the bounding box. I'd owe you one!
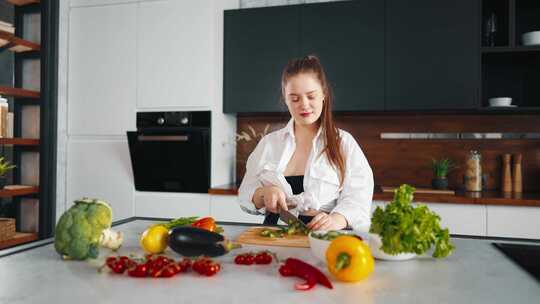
[0,138,39,146]
[0,185,39,198]
[7,0,39,6]
[482,46,540,54]
[0,30,40,53]
[0,86,40,99]
[0,232,38,250]
[208,184,540,207]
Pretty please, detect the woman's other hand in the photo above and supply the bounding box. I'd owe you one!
[307,212,347,231]
[252,186,288,213]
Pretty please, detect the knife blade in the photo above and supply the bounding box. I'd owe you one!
[279,208,309,230]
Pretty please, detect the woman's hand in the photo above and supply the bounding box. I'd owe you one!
[252,186,288,213]
[307,212,347,231]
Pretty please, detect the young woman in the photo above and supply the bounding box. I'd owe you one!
[238,55,374,231]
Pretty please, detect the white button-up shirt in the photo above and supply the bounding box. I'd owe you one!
[238,119,374,231]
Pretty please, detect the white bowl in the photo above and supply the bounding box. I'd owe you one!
[368,233,416,261]
[522,31,540,46]
[489,97,512,107]
[308,230,366,263]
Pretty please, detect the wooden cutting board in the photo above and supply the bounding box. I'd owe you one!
[381,186,455,195]
[235,226,310,248]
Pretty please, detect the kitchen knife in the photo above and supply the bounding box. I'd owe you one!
[279,208,309,230]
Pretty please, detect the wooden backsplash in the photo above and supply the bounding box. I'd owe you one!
[236,114,540,192]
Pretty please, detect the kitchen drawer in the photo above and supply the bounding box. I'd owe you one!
[210,195,261,224]
[135,192,210,219]
[487,205,540,239]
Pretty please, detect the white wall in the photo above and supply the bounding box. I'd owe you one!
[57,0,239,222]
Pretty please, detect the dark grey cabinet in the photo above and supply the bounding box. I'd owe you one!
[223,6,300,113]
[301,0,384,111]
[224,0,483,113]
[385,0,481,110]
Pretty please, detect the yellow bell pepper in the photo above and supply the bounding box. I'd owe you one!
[325,235,374,282]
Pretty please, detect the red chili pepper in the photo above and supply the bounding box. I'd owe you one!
[282,258,333,290]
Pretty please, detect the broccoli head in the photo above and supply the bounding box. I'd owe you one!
[54,198,123,260]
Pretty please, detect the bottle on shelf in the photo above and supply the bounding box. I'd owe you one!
[484,12,497,47]
[501,154,512,192]
[0,95,7,138]
[464,150,482,192]
[512,153,523,193]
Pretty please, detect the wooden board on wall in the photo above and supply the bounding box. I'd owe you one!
[236,114,540,192]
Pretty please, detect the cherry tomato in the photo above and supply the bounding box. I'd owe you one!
[119,256,136,268]
[234,254,246,265]
[204,263,221,276]
[149,266,162,277]
[255,252,272,264]
[159,264,178,278]
[111,261,126,274]
[106,256,118,268]
[244,254,255,265]
[128,264,148,277]
[178,258,192,272]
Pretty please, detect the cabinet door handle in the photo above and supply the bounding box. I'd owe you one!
[137,135,189,142]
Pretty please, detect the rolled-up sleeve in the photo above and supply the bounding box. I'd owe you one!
[331,133,374,232]
[238,137,267,215]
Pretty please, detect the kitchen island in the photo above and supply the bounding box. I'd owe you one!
[1,219,538,304]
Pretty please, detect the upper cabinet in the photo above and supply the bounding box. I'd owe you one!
[223,0,490,113]
[137,0,216,109]
[224,1,384,113]
[301,0,384,111]
[68,4,137,135]
[224,5,300,113]
[384,0,480,110]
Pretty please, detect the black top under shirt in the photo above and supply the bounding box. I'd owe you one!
[262,176,314,225]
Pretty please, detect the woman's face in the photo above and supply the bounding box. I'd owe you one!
[283,73,325,128]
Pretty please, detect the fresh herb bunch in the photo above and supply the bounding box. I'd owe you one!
[431,158,456,178]
[370,184,455,258]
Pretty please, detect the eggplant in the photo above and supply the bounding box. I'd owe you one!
[168,226,237,257]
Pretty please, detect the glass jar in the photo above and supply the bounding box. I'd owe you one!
[464,150,482,192]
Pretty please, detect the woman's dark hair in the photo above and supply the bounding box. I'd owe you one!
[281,55,345,187]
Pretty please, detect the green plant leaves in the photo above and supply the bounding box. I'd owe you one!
[370,184,455,258]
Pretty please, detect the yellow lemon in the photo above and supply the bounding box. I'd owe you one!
[140,224,169,254]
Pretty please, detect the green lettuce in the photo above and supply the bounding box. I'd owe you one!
[370,184,455,258]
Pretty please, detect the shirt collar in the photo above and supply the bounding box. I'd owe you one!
[283,118,324,144]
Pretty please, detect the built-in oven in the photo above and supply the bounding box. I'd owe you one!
[127,111,211,193]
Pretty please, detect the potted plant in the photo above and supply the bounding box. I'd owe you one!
[0,157,15,189]
[431,158,456,190]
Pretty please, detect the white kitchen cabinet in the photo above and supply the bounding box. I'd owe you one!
[66,140,134,221]
[68,4,136,135]
[487,205,540,239]
[137,0,216,109]
[135,192,211,218]
[210,195,262,224]
[423,203,487,236]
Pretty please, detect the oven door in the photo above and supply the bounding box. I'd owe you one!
[127,128,210,193]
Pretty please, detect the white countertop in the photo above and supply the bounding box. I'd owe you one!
[1,219,539,304]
